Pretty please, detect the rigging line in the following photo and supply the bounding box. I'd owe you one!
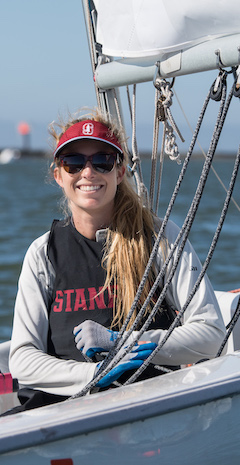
[120,79,230,382]
[154,125,165,214]
[166,106,185,143]
[217,299,240,357]
[71,78,227,397]
[82,0,101,108]
[131,85,147,196]
[113,85,215,342]
[126,83,237,384]
[155,78,183,163]
[71,79,229,398]
[95,84,218,380]
[112,88,123,128]
[120,73,228,353]
[109,87,148,202]
[226,298,240,329]
[126,75,231,343]
[127,141,240,384]
[110,86,145,201]
[152,88,210,224]
[70,95,208,397]
[173,87,240,213]
[116,82,232,386]
[126,85,149,204]
[216,161,240,356]
[126,86,133,121]
[95,81,228,385]
[72,76,230,397]
[149,88,160,208]
[150,85,171,213]
[131,85,138,169]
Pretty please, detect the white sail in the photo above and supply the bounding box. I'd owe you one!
[92,0,240,87]
[95,0,240,58]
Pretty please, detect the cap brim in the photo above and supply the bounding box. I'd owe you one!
[54,136,123,158]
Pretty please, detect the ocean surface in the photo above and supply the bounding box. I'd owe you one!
[0,155,239,343]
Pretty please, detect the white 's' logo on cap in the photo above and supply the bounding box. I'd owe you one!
[82,122,94,135]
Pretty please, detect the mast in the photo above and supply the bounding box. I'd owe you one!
[81,0,125,125]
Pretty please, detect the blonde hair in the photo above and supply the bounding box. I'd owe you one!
[50,108,158,330]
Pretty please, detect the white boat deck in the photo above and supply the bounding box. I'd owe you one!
[0,352,240,456]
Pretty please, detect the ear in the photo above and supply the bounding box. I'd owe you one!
[117,165,126,185]
[54,167,64,188]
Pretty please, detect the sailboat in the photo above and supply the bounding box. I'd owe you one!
[0,1,240,463]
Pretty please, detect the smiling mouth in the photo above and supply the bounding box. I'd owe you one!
[78,185,102,192]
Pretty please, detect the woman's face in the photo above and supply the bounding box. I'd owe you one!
[54,139,125,222]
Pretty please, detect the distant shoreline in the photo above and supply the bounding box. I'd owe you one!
[0,149,237,160]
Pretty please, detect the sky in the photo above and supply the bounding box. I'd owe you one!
[1,0,240,154]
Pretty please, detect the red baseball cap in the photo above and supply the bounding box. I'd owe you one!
[54,120,123,158]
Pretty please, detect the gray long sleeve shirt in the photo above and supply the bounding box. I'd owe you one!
[9,220,226,396]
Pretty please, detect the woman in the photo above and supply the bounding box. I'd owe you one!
[9,109,226,411]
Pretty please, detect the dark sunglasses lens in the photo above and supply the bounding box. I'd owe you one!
[92,153,116,173]
[60,153,117,174]
[61,155,85,174]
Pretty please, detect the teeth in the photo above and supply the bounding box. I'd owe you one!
[79,185,101,191]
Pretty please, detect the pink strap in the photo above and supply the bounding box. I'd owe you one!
[0,373,13,394]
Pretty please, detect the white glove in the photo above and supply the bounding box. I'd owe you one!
[73,320,119,358]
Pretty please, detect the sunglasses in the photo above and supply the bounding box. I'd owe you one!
[59,152,120,174]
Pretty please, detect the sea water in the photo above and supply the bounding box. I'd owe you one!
[0,155,239,342]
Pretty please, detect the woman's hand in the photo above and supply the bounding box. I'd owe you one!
[73,320,119,358]
[96,342,157,388]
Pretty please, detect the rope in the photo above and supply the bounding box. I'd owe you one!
[126,80,239,384]
[111,72,232,384]
[154,77,184,163]
[149,88,161,209]
[126,85,149,205]
[154,126,165,214]
[70,56,239,397]
[71,72,230,398]
[114,81,219,346]
[126,75,238,384]
[150,77,186,212]
[214,150,240,356]
[174,85,240,213]
[216,296,240,357]
[111,87,150,206]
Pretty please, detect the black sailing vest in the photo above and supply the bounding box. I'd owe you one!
[47,219,177,371]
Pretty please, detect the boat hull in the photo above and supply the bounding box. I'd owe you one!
[1,395,240,465]
[1,353,240,464]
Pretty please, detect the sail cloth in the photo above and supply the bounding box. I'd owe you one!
[95,0,240,58]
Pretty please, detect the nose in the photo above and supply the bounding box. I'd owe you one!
[81,160,95,176]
